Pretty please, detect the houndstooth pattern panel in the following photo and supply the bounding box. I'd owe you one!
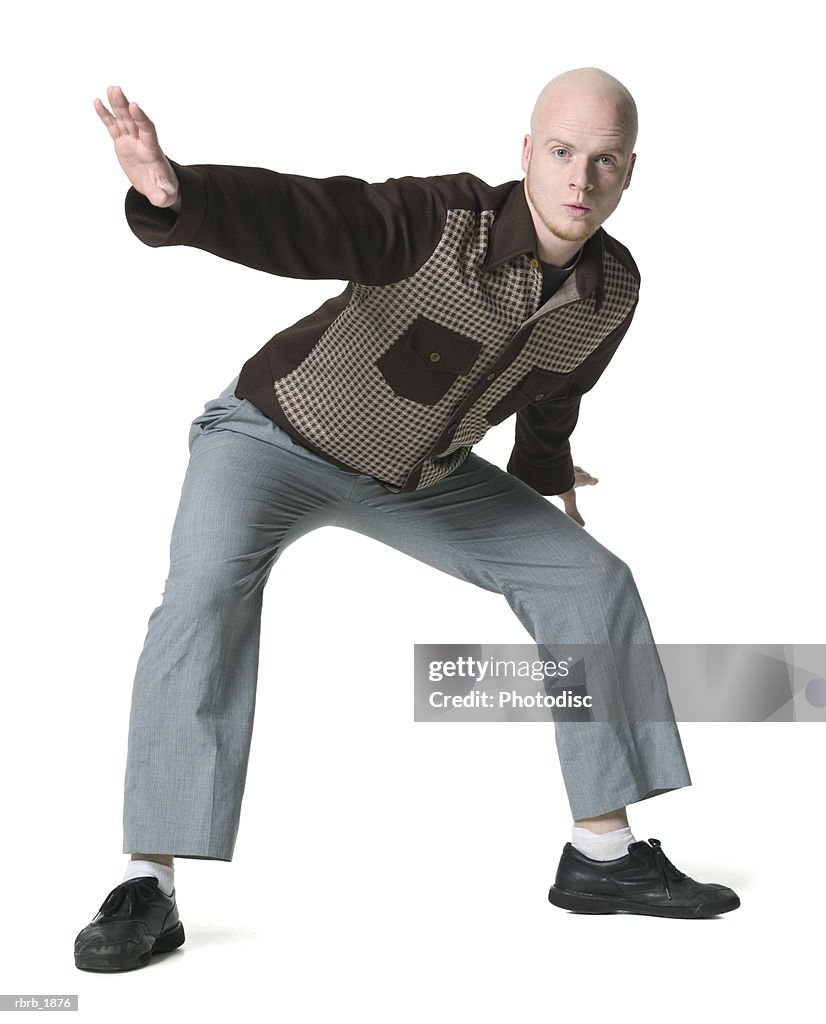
[274,210,637,492]
[434,249,639,456]
[410,251,637,491]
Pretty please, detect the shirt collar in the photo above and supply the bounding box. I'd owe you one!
[482,178,606,313]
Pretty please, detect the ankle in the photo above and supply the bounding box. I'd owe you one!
[573,810,629,835]
[130,853,174,867]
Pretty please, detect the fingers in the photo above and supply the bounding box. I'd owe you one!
[561,495,585,528]
[127,98,159,142]
[566,506,585,527]
[94,86,158,144]
[107,85,136,138]
[572,465,599,487]
[93,86,130,138]
[93,96,118,140]
[94,87,164,165]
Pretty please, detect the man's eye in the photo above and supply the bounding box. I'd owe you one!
[553,148,568,158]
[598,156,616,166]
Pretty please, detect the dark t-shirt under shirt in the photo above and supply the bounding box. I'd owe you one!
[539,247,582,306]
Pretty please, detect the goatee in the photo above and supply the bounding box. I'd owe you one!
[526,175,598,243]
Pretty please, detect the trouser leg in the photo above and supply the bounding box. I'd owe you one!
[122,381,357,860]
[334,450,692,820]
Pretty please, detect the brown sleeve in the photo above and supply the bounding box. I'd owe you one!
[123,159,449,285]
[506,301,639,495]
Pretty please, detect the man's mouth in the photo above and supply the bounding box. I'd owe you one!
[563,204,591,217]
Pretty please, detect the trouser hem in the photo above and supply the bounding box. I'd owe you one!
[123,836,235,861]
[567,776,693,821]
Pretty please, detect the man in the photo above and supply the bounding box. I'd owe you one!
[75,68,739,972]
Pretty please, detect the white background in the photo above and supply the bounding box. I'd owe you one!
[2,0,823,1019]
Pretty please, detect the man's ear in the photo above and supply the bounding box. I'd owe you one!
[623,152,636,190]
[521,134,532,175]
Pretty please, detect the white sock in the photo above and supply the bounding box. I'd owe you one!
[571,824,636,861]
[122,858,175,897]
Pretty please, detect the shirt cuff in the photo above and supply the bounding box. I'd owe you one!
[506,449,576,496]
[123,159,208,247]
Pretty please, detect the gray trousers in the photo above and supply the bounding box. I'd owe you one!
[123,376,691,860]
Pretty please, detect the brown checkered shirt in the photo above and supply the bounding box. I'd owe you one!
[124,160,640,495]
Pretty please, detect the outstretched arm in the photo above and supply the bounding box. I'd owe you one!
[93,84,449,285]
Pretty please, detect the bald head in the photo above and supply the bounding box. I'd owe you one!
[520,67,638,264]
[530,67,638,152]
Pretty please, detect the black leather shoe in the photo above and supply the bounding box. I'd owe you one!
[548,837,741,919]
[74,877,185,971]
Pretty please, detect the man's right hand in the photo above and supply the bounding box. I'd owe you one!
[93,85,181,211]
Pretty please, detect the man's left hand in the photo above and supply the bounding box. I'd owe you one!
[558,465,599,527]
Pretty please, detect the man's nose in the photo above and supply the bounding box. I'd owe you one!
[569,161,594,191]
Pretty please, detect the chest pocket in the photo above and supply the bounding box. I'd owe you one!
[485,367,571,425]
[376,316,482,405]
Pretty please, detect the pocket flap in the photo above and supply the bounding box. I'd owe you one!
[485,367,571,425]
[407,317,481,375]
[515,367,571,402]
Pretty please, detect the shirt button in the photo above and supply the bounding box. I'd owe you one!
[429,351,441,362]
[535,391,545,400]
[486,372,496,380]
[530,257,540,269]
[446,424,456,435]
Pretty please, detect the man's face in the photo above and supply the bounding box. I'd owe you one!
[521,88,636,246]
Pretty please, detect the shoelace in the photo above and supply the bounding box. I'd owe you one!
[643,838,687,900]
[98,878,160,918]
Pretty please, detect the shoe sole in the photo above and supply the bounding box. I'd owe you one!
[75,921,186,972]
[548,887,740,919]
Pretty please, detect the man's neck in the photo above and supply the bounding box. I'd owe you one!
[532,225,584,268]
[539,247,582,272]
